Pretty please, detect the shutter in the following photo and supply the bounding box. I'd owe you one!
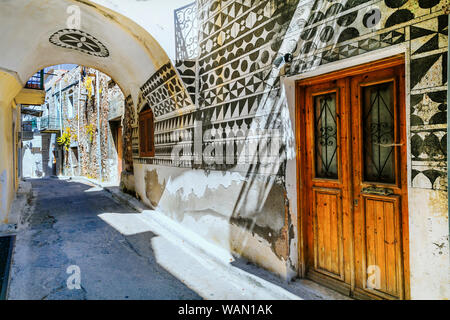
[139,118,146,155]
[139,109,154,157]
[146,117,152,153]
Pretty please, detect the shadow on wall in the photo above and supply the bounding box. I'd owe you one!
[134,0,317,279]
[135,0,449,280]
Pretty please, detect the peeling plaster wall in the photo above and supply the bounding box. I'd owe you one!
[133,163,293,276]
[409,188,449,299]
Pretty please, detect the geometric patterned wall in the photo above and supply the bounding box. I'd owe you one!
[136,0,448,191]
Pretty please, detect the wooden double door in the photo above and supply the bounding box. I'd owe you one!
[297,57,409,300]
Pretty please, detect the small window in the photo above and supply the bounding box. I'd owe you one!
[139,104,155,157]
[67,90,74,119]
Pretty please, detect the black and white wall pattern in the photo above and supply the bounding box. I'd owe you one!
[135,0,448,191]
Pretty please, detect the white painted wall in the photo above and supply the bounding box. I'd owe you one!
[92,0,194,61]
[133,163,293,278]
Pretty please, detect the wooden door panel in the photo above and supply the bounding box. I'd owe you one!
[303,79,352,290]
[313,188,344,280]
[117,126,123,175]
[298,57,408,299]
[351,65,407,300]
[362,195,402,299]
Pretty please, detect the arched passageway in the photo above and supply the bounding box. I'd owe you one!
[0,0,174,223]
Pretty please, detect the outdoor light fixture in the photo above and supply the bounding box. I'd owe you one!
[273,53,293,68]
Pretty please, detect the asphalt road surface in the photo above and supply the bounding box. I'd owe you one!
[7,178,201,300]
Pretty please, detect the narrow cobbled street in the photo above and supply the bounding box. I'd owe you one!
[8,178,201,300]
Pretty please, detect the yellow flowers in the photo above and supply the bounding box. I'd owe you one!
[85,124,95,143]
[57,127,75,151]
[84,76,93,98]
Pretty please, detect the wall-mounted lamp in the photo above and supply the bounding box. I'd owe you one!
[273,53,294,68]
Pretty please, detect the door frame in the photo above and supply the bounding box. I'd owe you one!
[295,54,410,299]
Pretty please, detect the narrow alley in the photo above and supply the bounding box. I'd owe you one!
[8,178,201,300]
[0,0,448,303]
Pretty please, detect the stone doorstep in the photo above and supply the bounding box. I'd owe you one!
[102,184,350,300]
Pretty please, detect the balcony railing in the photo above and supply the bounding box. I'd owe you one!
[25,70,44,90]
[40,116,61,132]
[20,131,34,141]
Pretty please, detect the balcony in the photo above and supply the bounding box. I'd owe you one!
[40,116,61,132]
[25,70,44,90]
[16,69,46,106]
[21,120,35,141]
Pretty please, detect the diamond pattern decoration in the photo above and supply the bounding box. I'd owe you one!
[136,0,448,188]
[411,15,448,56]
[140,62,194,119]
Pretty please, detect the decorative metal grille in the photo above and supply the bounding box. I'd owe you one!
[314,93,338,179]
[362,82,395,183]
[174,2,198,61]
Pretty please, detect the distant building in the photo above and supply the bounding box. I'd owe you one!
[21,66,124,184]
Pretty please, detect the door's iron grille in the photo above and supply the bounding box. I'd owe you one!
[314,93,338,179]
[362,82,395,183]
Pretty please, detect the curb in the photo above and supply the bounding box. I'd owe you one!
[1,180,33,234]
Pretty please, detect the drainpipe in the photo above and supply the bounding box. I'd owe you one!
[59,80,63,176]
[447,14,449,237]
[96,70,102,182]
[58,80,63,136]
[77,69,82,175]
